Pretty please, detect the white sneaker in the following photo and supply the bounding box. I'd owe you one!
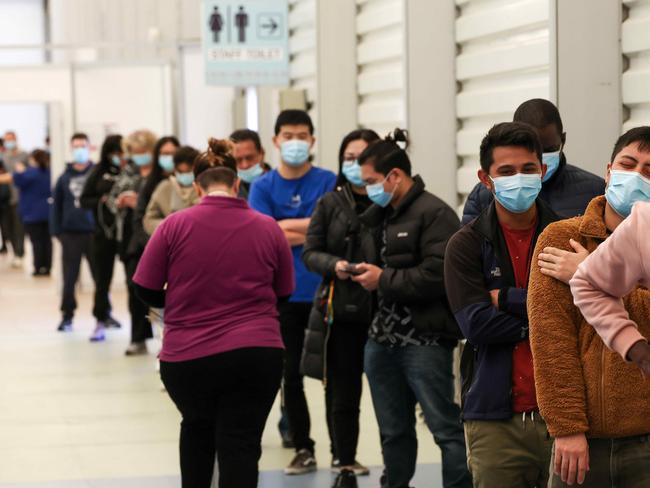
[11,257,23,268]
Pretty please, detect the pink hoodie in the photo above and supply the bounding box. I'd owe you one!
[570,202,650,360]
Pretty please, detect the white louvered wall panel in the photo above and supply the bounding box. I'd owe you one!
[289,0,317,114]
[455,0,551,196]
[356,0,406,136]
[622,0,650,130]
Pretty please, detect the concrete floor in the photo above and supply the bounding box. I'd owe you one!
[0,247,443,487]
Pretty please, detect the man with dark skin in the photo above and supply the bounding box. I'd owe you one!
[462,99,605,224]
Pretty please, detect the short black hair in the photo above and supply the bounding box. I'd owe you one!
[174,145,199,167]
[610,126,650,162]
[358,128,411,177]
[479,122,543,173]
[336,129,380,186]
[274,109,314,136]
[513,98,564,134]
[230,129,263,152]
[71,132,89,143]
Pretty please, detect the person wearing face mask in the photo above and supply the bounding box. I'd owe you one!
[144,145,200,235]
[230,129,272,200]
[445,122,560,488]
[248,109,336,475]
[350,129,470,488]
[132,139,294,488]
[2,130,29,267]
[301,129,380,487]
[80,135,127,337]
[107,129,158,354]
[50,133,99,333]
[0,149,52,276]
[462,99,605,225]
[527,127,650,488]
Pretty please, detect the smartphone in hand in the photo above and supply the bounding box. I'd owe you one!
[344,263,363,276]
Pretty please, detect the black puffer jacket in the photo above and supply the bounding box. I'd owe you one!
[80,163,121,239]
[461,156,605,225]
[301,184,379,380]
[362,175,462,340]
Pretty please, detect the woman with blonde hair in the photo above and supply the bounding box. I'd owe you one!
[105,129,158,352]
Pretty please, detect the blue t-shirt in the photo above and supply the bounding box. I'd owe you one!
[249,166,336,303]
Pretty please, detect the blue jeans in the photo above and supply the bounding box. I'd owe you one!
[365,339,472,488]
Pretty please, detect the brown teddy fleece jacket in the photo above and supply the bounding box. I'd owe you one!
[528,196,650,438]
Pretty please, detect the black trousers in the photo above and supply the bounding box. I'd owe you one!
[1,204,24,257]
[125,253,152,343]
[325,321,368,465]
[59,233,96,320]
[24,221,52,272]
[92,233,116,321]
[279,301,316,453]
[161,347,283,488]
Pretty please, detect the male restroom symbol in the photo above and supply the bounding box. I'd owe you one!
[235,6,249,43]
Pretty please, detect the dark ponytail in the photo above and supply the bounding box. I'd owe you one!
[194,138,238,189]
[358,127,412,176]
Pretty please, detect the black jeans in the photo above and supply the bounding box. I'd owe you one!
[161,347,283,488]
[279,301,316,453]
[24,221,51,272]
[92,233,116,321]
[2,204,24,257]
[326,321,368,465]
[124,253,152,343]
[59,233,96,320]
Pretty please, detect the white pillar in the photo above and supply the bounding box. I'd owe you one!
[554,0,622,176]
[314,0,358,172]
[405,0,458,207]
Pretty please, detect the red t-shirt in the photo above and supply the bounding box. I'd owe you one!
[500,221,538,413]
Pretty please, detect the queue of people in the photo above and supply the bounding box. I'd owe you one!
[1,97,649,488]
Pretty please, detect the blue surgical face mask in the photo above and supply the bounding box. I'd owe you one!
[5,141,16,150]
[175,172,195,187]
[605,170,650,218]
[281,140,310,167]
[542,150,562,182]
[132,153,152,167]
[72,146,90,164]
[158,154,174,172]
[110,155,122,167]
[491,173,542,214]
[238,163,264,184]
[342,159,365,187]
[367,173,396,208]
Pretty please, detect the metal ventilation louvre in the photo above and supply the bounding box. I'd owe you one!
[622,0,650,131]
[288,0,317,114]
[356,0,406,137]
[455,0,551,198]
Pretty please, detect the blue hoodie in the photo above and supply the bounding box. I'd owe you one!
[13,167,51,223]
[50,163,95,235]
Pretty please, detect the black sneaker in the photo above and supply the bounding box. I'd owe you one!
[331,460,369,476]
[333,469,358,488]
[57,319,72,332]
[105,316,122,329]
[284,449,317,475]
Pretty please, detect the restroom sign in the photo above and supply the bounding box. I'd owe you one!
[202,0,289,86]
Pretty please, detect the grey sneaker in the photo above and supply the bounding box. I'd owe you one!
[284,449,317,475]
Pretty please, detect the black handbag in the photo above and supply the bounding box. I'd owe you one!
[300,280,334,381]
